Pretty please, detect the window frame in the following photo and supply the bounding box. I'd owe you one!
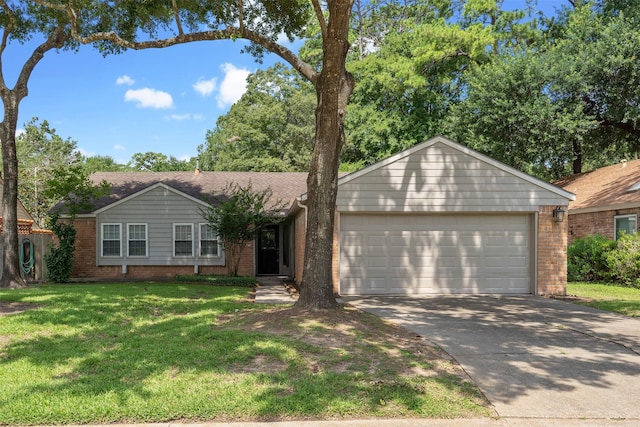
[101,223,122,257]
[173,223,194,257]
[614,214,638,240]
[127,223,148,257]
[199,223,220,257]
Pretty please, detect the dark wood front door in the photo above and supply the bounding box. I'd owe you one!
[257,225,279,274]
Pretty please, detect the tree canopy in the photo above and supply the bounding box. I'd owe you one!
[198,64,315,172]
[198,0,639,181]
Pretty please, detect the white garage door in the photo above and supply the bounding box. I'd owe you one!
[339,213,532,295]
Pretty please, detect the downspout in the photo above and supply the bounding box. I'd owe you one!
[296,196,308,221]
[295,197,308,284]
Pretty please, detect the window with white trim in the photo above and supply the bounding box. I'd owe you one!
[102,223,121,257]
[199,223,220,257]
[127,223,148,257]
[174,224,193,256]
[615,214,637,240]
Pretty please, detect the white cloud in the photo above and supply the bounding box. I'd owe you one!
[116,75,135,86]
[166,113,192,121]
[124,88,174,109]
[16,128,25,137]
[113,144,126,151]
[193,77,217,97]
[217,63,250,108]
[192,114,204,120]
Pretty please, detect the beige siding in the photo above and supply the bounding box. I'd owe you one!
[339,213,532,295]
[337,141,568,212]
[96,185,225,267]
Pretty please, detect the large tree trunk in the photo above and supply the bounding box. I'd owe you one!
[0,98,27,288]
[572,140,582,174]
[296,0,354,309]
[0,26,66,288]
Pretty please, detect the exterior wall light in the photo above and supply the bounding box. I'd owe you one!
[552,206,566,223]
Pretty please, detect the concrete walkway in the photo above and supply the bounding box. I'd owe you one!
[343,295,640,421]
[254,276,297,304]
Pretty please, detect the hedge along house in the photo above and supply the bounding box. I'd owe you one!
[555,159,640,244]
[68,137,574,295]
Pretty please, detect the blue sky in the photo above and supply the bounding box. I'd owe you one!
[8,37,294,163]
[7,1,566,165]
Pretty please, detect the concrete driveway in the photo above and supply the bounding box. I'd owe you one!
[342,295,640,420]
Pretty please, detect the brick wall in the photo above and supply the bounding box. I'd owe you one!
[72,218,97,278]
[292,209,340,295]
[70,218,254,281]
[293,209,306,285]
[568,208,640,244]
[537,206,568,295]
[332,211,340,295]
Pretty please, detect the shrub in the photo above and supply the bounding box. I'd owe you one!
[44,213,77,283]
[567,234,615,282]
[606,232,640,288]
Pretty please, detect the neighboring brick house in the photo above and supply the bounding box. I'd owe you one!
[555,159,640,244]
[65,137,574,295]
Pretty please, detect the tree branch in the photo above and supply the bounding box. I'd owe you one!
[63,9,318,84]
[171,0,184,35]
[0,1,13,53]
[14,24,67,100]
[602,117,640,137]
[311,0,327,39]
[0,0,15,93]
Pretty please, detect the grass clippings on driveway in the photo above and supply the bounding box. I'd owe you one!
[566,282,640,317]
[0,283,491,425]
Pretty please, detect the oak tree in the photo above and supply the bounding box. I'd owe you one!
[0,1,77,288]
[52,0,354,308]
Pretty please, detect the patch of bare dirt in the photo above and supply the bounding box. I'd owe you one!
[216,304,467,381]
[0,302,38,316]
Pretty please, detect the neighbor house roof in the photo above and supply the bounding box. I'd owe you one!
[84,171,309,214]
[0,178,37,223]
[554,159,640,213]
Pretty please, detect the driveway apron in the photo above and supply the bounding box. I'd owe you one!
[342,295,640,420]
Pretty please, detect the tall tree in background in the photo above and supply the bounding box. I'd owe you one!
[198,63,316,172]
[16,117,82,226]
[82,154,129,174]
[56,0,354,308]
[128,151,195,172]
[445,2,640,180]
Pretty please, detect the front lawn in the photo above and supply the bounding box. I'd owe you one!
[567,282,640,317]
[0,283,491,425]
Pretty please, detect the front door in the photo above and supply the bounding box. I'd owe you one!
[257,225,279,274]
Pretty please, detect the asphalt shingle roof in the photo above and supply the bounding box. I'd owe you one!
[555,159,640,211]
[86,171,309,213]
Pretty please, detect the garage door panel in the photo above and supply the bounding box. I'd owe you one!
[340,214,531,295]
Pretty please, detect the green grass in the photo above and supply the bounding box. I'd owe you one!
[0,283,490,425]
[567,282,640,317]
[174,274,257,286]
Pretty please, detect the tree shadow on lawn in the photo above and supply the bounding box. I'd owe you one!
[345,295,640,417]
[0,287,491,423]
